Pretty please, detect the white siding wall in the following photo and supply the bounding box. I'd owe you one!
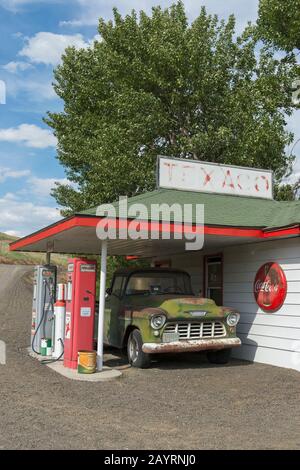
[154,237,300,372]
[157,252,204,295]
[223,238,300,372]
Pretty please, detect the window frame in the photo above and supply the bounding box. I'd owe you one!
[203,253,223,305]
[110,275,126,298]
[124,270,193,296]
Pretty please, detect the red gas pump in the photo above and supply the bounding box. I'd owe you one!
[64,258,97,369]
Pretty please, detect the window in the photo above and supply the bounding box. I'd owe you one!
[111,276,125,297]
[125,271,193,296]
[204,255,223,305]
[154,260,171,268]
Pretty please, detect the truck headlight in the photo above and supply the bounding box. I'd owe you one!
[150,314,167,330]
[226,312,240,326]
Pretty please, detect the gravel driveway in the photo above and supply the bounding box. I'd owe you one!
[0,264,299,450]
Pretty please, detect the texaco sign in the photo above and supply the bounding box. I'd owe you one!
[158,156,273,199]
[254,262,287,313]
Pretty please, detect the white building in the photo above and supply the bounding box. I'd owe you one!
[11,157,300,372]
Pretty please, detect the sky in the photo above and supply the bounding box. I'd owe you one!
[0,0,299,237]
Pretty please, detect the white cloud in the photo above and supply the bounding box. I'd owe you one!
[0,79,6,104]
[0,124,57,148]
[4,229,22,237]
[286,110,300,140]
[285,110,300,181]
[0,193,60,237]
[0,0,32,10]
[12,78,56,100]
[19,32,90,66]
[3,61,33,73]
[2,192,19,201]
[4,72,57,102]
[0,0,61,12]
[61,0,166,27]
[29,176,69,197]
[0,167,30,183]
[62,0,258,31]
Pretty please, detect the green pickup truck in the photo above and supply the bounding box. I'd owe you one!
[103,267,241,368]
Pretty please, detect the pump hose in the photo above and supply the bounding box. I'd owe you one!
[31,280,54,355]
[31,281,48,354]
[41,338,64,365]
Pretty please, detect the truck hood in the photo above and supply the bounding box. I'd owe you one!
[127,295,230,320]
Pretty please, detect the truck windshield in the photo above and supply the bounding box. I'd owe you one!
[125,272,193,296]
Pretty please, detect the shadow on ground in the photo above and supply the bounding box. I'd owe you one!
[104,345,252,371]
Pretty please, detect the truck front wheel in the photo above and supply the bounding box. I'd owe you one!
[127,329,151,369]
[207,348,231,364]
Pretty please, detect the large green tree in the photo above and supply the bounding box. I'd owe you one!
[258,0,300,201]
[46,2,298,214]
[258,0,300,51]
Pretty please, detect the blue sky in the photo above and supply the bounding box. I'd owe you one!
[0,0,299,237]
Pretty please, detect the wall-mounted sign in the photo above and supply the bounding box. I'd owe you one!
[157,156,273,199]
[80,264,96,272]
[254,262,287,312]
[80,307,91,317]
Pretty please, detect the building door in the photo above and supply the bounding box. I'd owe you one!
[204,255,223,305]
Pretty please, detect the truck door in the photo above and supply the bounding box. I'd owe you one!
[104,275,126,347]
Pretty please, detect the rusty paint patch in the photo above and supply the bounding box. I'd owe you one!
[131,307,164,319]
[172,297,215,306]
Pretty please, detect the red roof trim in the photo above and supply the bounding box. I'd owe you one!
[9,216,80,251]
[263,226,300,238]
[9,215,299,252]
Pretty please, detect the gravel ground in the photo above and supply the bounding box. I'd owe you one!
[0,264,300,450]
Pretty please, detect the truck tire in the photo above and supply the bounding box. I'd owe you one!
[207,348,232,365]
[127,329,151,369]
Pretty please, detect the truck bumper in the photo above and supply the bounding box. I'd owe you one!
[142,337,241,354]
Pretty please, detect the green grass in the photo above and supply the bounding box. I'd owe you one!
[0,233,149,282]
[0,232,68,267]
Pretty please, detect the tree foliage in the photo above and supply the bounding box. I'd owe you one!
[258,0,300,51]
[46,2,298,214]
[274,183,296,201]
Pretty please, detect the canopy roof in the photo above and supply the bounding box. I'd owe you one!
[81,188,300,229]
[10,189,300,257]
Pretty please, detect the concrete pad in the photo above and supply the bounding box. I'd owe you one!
[27,348,122,382]
[47,361,122,382]
[28,348,51,362]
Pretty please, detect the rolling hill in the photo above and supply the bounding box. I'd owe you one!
[0,232,67,266]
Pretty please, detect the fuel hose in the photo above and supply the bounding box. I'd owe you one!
[31,280,54,355]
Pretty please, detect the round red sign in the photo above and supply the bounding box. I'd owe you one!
[254,262,287,312]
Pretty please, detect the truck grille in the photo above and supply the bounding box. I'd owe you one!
[163,321,226,340]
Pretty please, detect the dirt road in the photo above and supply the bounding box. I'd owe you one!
[0,264,299,450]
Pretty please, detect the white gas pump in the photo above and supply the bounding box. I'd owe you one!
[52,283,66,359]
[31,265,57,354]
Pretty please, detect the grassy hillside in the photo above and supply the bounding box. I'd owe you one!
[0,232,68,266]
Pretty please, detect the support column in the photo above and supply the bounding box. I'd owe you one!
[46,251,51,265]
[97,240,107,371]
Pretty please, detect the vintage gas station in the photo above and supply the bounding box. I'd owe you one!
[10,156,300,374]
